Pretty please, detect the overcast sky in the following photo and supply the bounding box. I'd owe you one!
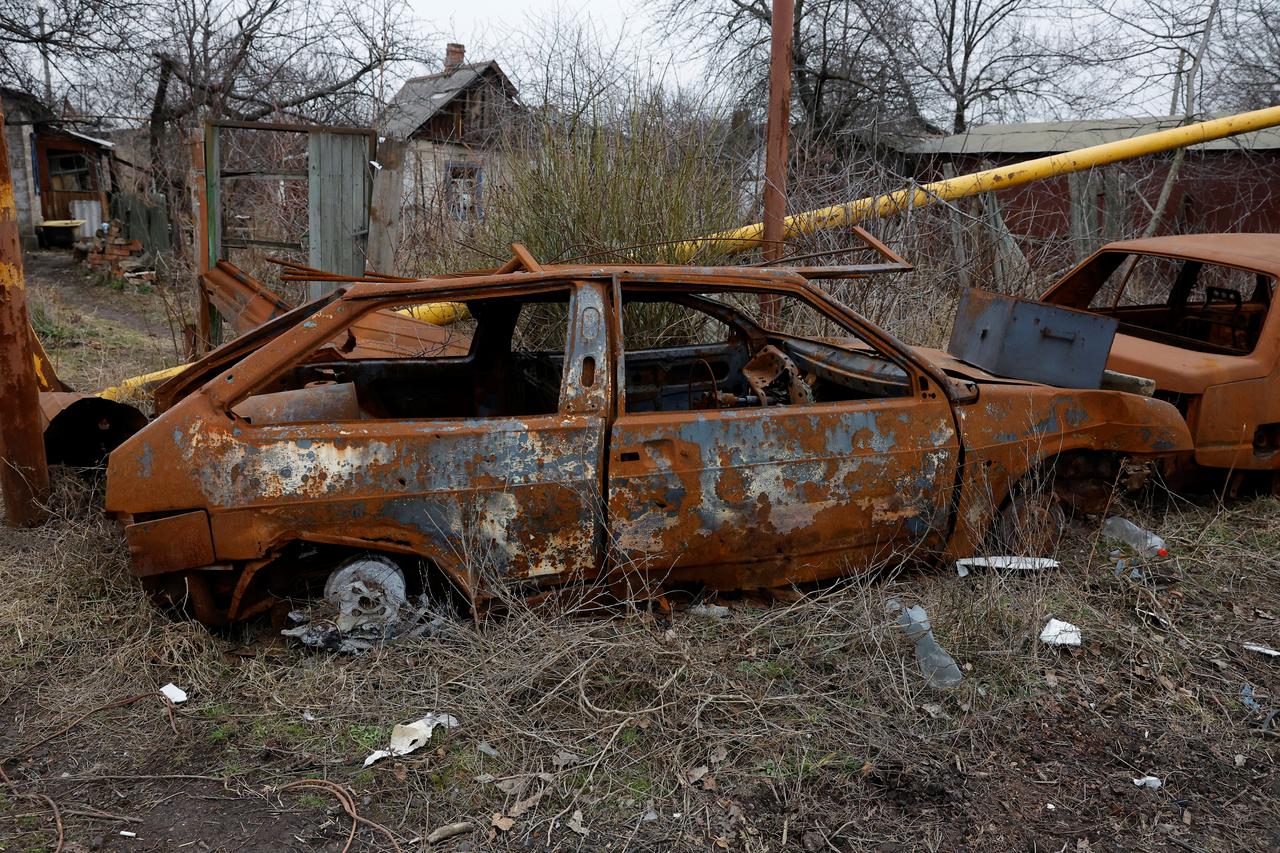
[416,0,635,48]
[402,0,707,87]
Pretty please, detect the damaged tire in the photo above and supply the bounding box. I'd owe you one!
[994,487,1067,557]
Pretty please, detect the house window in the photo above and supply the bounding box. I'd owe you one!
[47,150,94,191]
[446,163,482,220]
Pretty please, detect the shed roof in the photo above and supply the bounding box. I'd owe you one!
[907,115,1280,156]
[383,61,517,140]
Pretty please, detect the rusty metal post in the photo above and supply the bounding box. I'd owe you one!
[0,104,50,526]
[760,0,794,321]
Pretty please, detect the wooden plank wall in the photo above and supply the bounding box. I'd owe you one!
[367,138,405,275]
[308,131,372,297]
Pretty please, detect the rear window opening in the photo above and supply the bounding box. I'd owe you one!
[232,290,574,424]
[1054,251,1275,355]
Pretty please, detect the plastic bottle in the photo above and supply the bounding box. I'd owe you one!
[1101,516,1168,558]
[889,600,964,688]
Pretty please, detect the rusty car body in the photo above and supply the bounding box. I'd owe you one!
[104,256,1195,624]
[1040,233,1280,481]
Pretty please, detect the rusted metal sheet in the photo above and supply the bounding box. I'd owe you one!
[28,322,68,392]
[948,288,1118,389]
[124,510,215,577]
[202,261,293,332]
[39,392,148,466]
[201,260,472,357]
[106,250,1194,624]
[1039,233,1280,474]
[231,382,362,424]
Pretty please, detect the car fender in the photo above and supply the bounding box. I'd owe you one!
[946,385,1192,556]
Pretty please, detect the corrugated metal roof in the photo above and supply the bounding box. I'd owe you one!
[383,61,516,140]
[907,115,1280,155]
[65,128,114,149]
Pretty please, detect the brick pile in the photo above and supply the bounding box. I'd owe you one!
[84,220,155,282]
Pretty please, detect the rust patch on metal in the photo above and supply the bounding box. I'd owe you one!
[124,510,215,577]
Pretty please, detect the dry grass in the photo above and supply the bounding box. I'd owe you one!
[0,471,1276,851]
[24,251,184,392]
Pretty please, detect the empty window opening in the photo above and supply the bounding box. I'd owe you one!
[446,164,483,220]
[619,290,909,414]
[1081,253,1274,354]
[232,289,574,425]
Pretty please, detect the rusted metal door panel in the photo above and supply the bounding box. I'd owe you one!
[193,414,606,591]
[606,397,960,586]
[1196,375,1280,469]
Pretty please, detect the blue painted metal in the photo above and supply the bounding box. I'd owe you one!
[947,288,1118,389]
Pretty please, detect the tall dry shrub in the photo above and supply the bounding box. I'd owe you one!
[402,87,751,272]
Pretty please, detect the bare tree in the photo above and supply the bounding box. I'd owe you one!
[1206,0,1280,110]
[657,0,1108,141]
[0,0,141,102]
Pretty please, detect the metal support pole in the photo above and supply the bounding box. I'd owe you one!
[191,131,213,355]
[761,0,794,320]
[0,104,50,527]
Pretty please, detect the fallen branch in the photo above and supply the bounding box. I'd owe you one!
[278,779,403,853]
[0,766,64,852]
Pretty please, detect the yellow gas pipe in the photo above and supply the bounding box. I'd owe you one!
[676,105,1280,260]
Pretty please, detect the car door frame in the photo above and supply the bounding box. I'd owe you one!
[604,273,963,588]
[195,278,613,601]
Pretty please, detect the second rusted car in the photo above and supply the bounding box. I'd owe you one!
[106,254,1193,623]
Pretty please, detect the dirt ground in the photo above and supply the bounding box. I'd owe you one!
[23,250,184,392]
[1,250,1278,852]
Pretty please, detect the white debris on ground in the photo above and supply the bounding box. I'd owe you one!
[1243,642,1280,657]
[955,556,1060,577]
[159,683,188,703]
[363,712,459,766]
[1040,618,1082,647]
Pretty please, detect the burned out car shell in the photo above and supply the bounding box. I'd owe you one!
[1040,234,1280,472]
[106,265,1193,622]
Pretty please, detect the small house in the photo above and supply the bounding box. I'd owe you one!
[2,87,115,249]
[383,44,520,225]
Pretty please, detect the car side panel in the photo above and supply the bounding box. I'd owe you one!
[606,397,960,588]
[946,385,1194,558]
[198,415,606,592]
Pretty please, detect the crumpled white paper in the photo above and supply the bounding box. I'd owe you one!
[1039,618,1082,646]
[363,713,459,766]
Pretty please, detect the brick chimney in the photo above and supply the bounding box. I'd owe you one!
[444,43,465,72]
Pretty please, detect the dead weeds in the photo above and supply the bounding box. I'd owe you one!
[0,472,1277,851]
